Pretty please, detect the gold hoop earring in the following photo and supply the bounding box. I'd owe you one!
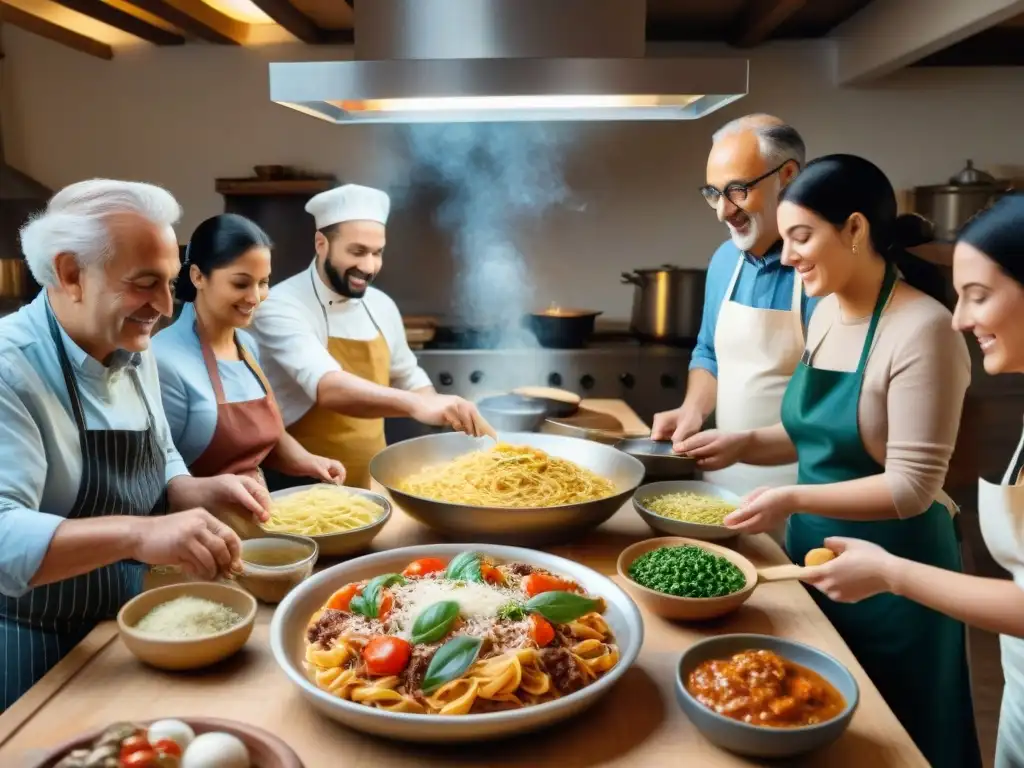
[852,244,858,254]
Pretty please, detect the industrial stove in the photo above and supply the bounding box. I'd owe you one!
[384,334,694,444]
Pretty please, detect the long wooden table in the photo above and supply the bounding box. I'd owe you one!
[0,400,927,767]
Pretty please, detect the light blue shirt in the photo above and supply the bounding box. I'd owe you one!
[0,293,189,598]
[152,303,269,467]
[690,240,822,377]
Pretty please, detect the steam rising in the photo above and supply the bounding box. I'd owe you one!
[399,123,572,348]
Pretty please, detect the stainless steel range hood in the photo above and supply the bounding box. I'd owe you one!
[270,0,748,124]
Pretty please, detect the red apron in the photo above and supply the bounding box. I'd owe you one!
[189,323,284,481]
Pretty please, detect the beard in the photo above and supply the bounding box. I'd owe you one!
[324,257,375,299]
[725,178,781,253]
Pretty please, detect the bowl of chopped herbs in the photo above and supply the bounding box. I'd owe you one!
[615,537,757,620]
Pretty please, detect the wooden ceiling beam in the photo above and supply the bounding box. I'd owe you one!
[0,1,113,58]
[49,0,184,45]
[128,0,249,44]
[912,26,1024,66]
[731,0,807,47]
[246,0,323,43]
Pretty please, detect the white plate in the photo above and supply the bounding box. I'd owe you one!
[632,480,741,541]
[264,484,391,557]
[269,543,644,742]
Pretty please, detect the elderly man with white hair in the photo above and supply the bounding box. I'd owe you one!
[0,179,271,711]
[653,116,818,528]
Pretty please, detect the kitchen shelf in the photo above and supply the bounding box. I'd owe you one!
[214,178,337,196]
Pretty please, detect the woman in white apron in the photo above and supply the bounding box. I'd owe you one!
[800,193,1024,768]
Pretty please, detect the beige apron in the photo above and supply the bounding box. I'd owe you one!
[702,254,804,543]
[979,422,1024,768]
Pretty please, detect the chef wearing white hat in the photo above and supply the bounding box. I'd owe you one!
[250,183,489,489]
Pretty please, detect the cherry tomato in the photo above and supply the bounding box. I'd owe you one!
[363,635,413,676]
[326,582,362,611]
[121,749,158,767]
[377,591,394,620]
[151,739,182,758]
[119,735,152,760]
[521,572,574,598]
[528,614,555,647]
[402,557,447,578]
[481,564,503,585]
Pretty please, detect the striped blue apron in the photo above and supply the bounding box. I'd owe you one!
[0,307,167,712]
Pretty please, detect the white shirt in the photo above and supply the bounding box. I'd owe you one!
[250,261,432,426]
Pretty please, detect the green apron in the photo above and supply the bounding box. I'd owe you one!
[782,264,981,768]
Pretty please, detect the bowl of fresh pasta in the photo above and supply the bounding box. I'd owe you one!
[262,484,391,557]
[368,432,645,546]
[269,543,644,742]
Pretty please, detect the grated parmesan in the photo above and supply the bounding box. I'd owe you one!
[134,596,242,639]
[389,579,521,638]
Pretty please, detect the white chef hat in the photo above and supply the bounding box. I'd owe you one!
[305,183,391,230]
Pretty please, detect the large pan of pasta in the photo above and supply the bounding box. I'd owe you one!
[269,543,643,742]
[368,432,645,546]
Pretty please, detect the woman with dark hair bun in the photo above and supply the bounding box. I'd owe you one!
[679,155,980,767]
[797,193,1024,768]
[153,213,345,485]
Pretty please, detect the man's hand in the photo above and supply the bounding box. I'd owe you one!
[292,452,347,485]
[411,394,490,437]
[651,407,704,449]
[129,509,242,580]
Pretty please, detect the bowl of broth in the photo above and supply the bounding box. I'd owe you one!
[237,533,318,604]
[675,634,859,758]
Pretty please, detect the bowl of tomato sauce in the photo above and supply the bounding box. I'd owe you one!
[675,634,859,758]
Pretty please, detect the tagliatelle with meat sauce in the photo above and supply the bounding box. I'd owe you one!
[303,553,620,715]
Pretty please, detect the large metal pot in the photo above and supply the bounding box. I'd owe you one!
[913,160,1013,243]
[621,264,706,344]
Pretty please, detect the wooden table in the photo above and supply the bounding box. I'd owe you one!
[0,401,927,767]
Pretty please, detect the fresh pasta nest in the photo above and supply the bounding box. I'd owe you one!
[396,443,616,508]
[264,486,384,536]
[303,551,620,715]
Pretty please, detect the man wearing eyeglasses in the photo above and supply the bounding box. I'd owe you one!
[653,115,819,518]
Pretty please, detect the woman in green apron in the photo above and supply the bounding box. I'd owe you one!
[680,155,982,768]
[800,193,1024,768]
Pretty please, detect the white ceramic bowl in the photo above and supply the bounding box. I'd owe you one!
[264,484,391,557]
[269,543,644,742]
[633,480,741,541]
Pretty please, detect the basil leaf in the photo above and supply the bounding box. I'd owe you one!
[411,600,460,645]
[523,591,599,624]
[349,573,406,619]
[421,635,483,694]
[496,601,525,621]
[444,552,483,583]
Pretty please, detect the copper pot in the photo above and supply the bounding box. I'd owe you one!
[0,258,28,300]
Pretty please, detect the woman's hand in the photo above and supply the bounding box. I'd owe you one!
[800,537,901,603]
[723,485,797,534]
[298,453,347,485]
[676,429,750,468]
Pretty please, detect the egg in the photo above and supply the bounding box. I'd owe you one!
[147,719,195,752]
[181,732,250,768]
[805,547,837,567]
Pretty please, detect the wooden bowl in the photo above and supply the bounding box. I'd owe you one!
[117,582,257,671]
[32,717,302,767]
[616,536,758,621]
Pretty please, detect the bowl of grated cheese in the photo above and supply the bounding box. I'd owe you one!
[117,582,257,671]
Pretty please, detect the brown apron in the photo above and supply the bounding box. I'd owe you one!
[189,321,284,481]
[287,283,391,489]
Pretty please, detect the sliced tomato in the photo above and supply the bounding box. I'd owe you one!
[481,564,504,585]
[528,614,555,647]
[151,739,182,758]
[121,750,158,768]
[402,557,447,578]
[362,635,413,676]
[521,572,574,598]
[378,591,394,621]
[326,582,362,612]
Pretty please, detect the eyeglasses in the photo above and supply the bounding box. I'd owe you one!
[699,160,796,208]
